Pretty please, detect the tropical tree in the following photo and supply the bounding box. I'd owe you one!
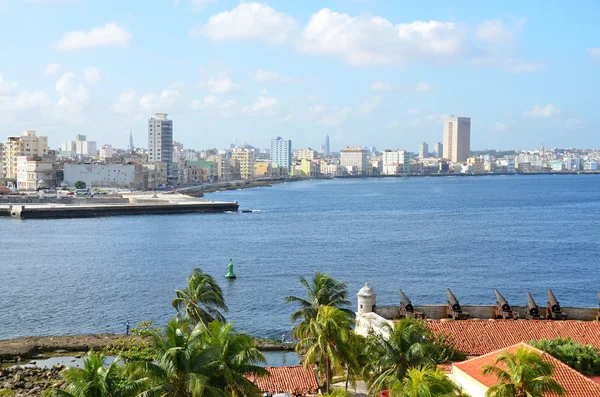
[45,350,147,397]
[296,305,354,393]
[530,338,600,376]
[482,346,565,397]
[74,180,86,189]
[173,268,228,325]
[390,366,460,397]
[367,319,438,394]
[285,272,353,338]
[200,321,268,397]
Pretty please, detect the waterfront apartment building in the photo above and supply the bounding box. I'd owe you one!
[4,130,48,180]
[443,116,471,163]
[419,142,429,158]
[295,147,318,161]
[270,137,292,170]
[340,147,368,175]
[148,113,174,183]
[381,149,410,174]
[16,156,55,190]
[433,142,443,158]
[232,147,255,180]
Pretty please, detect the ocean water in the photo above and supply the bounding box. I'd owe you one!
[1,175,599,340]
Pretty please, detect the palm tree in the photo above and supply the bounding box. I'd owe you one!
[173,268,228,325]
[367,319,436,394]
[126,319,224,397]
[45,350,146,397]
[285,272,353,338]
[296,305,354,393]
[482,346,565,397]
[200,321,268,397]
[390,366,459,397]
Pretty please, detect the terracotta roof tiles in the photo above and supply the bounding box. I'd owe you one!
[453,343,600,397]
[247,366,319,396]
[426,320,600,356]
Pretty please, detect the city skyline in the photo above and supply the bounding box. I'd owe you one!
[0,1,598,150]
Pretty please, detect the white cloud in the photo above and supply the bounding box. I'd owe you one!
[414,82,435,93]
[112,89,137,114]
[242,95,279,115]
[588,48,600,59]
[252,69,297,83]
[0,74,18,94]
[504,61,545,74]
[0,90,51,112]
[140,90,181,111]
[370,81,394,92]
[306,95,320,102]
[191,2,298,45]
[169,81,185,89]
[471,56,544,74]
[54,72,91,124]
[476,19,514,45]
[386,120,400,129]
[494,122,507,132]
[189,0,216,11]
[82,67,102,83]
[56,23,132,51]
[411,114,445,128]
[564,118,587,129]
[298,9,465,66]
[408,108,420,115]
[190,95,236,114]
[356,96,382,114]
[43,63,62,76]
[523,103,560,119]
[199,73,242,94]
[316,107,352,126]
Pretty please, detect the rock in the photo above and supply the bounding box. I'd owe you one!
[53,350,67,354]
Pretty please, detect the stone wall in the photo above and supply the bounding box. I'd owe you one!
[375,304,598,321]
[0,197,128,204]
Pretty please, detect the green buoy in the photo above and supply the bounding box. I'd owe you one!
[225,259,237,279]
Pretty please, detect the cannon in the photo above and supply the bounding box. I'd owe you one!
[546,289,567,320]
[398,289,424,319]
[494,289,517,319]
[525,292,541,320]
[446,288,469,320]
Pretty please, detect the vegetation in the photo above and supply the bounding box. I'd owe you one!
[74,181,86,189]
[104,320,157,362]
[482,346,565,397]
[173,268,228,325]
[45,350,147,397]
[530,338,600,375]
[285,272,353,338]
[389,366,461,397]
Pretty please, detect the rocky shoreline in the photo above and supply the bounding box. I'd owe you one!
[0,365,64,396]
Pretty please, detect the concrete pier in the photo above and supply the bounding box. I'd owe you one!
[0,193,239,219]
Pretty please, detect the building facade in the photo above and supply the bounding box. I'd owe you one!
[295,147,318,161]
[324,134,330,156]
[381,149,410,174]
[419,142,429,158]
[232,147,255,180]
[16,156,55,190]
[64,163,149,189]
[270,137,292,170]
[340,147,368,175]
[433,142,443,158]
[99,144,115,160]
[148,113,174,183]
[4,130,49,180]
[443,116,471,163]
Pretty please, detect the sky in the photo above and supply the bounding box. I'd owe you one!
[0,0,599,152]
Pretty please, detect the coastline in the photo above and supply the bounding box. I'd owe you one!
[0,334,294,362]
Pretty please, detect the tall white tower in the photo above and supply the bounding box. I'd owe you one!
[443,115,471,163]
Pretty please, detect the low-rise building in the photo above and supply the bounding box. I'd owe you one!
[4,130,49,180]
[466,157,484,174]
[16,156,55,190]
[64,163,149,190]
[99,144,116,161]
[232,147,255,179]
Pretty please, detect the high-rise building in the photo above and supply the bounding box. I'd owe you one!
[433,142,443,158]
[443,115,471,163]
[232,147,255,180]
[270,137,292,169]
[4,130,48,180]
[324,134,330,156]
[340,147,368,174]
[148,113,174,183]
[419,142,429,159]
[381,149,410,174]
[60,134,97,158]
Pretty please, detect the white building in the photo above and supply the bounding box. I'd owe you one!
[433,142,443,158]
[270,137,292,169]
[443,116,471,163]
[419,142,429,159]
[99,144,115,161]
[16,156,54,190]
[295,147,318,161]
[61,134,97,158]
[64,163,140,189]
[324,134,330,156]
[148,113,174,183]
[340,147,368,175]
[381,149,410,174]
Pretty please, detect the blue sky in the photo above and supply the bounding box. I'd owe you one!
[0,0,598,152]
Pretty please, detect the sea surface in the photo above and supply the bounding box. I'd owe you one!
[1,175,600,340]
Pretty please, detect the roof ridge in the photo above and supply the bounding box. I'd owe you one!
[454,342,530,366]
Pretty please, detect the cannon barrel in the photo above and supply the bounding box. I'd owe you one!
[548,289,561,313]
[494,289,511,312]
[398,289,414,312]
[526,292,539,316]
[447,288,461,312]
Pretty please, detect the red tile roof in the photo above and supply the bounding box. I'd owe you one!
[247,366,319,396]
[426,320,600,356]
[453,343,600,397]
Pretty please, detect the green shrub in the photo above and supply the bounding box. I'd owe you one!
[530,338,600,375]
